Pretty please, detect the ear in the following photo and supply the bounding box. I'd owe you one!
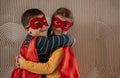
[25,28,29,33]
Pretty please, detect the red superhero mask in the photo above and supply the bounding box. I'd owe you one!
[29,16,48,29]
[52,17,72,31]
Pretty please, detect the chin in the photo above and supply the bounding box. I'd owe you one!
[54,31,62,36]
[55,33,61,35]
[40,33,47,36]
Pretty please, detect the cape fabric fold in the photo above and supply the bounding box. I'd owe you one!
[60,46,80,78]
[11,37,41,78]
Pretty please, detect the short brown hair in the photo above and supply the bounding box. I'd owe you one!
[48,8,74,36]
[21,8,45,29]
[52,8,74,26]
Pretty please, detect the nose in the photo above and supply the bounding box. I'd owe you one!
[41,25,48,30]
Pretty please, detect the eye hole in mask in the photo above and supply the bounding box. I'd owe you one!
[52,17,71,31]
[55,21,60,25]
[29,16,48,29]
[34,21,40,25]
[63,24,69,28]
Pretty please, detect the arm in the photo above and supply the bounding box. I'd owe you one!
[19,48,63,74]
[36,34,74,53]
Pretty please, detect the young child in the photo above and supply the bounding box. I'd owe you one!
[17,8,80,78]
[11,8,74,78]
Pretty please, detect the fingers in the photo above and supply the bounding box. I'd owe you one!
[16,55,19,63]
[71,38,76,47]
[15,54,25,67]
[19,54,24,59]
[15,55,20,67]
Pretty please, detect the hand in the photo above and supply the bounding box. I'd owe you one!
[72,38,76,46]
[15,55,20,67]
[18,55,26,64]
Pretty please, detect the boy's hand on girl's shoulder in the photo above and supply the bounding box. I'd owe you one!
[69,34,76,46]
[72,38,76,46]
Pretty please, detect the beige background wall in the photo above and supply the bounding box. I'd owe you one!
[0,0,119,78]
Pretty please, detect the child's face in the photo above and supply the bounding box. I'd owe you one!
[52,15,72,35]
[27,15,49,36]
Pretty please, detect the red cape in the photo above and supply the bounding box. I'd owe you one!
[11,37,80,78]
[60,46,80,78]
[11,37,41,78]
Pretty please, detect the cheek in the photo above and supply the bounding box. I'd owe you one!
[46,26,49,29]
[52,27,56,30]
[63,31,68,34]
[33,29,40,33]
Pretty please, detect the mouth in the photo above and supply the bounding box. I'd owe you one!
[54,29,62,34]
[40,29,47,32]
